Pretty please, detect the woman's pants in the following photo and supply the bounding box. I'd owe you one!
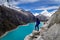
[35,24,39,31]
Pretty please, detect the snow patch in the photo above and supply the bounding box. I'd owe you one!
[41,10,53,17]
[33,13,39,16]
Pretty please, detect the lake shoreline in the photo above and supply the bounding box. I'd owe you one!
[24,22,44,40]
[0,23,29,38]
[1,22,43,40]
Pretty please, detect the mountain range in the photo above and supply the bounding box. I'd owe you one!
[0,5,35,37]
[35,10,53,22]
[0,5,52,37]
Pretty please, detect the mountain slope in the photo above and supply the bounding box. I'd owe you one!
[39,7,60,40]
[0,5,35,37]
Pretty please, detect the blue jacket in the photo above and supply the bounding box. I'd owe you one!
[36,19,40,25]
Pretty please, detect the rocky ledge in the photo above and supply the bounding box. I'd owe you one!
[24,7,60,40]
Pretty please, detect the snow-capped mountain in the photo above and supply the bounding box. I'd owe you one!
[35,10,52,21]
[0,0,23,11]
[33,13,39,16]
[33,10,54,17]
[41,10,52,17]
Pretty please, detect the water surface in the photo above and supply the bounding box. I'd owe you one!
[0,22,43,40]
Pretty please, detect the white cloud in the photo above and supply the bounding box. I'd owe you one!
[51,0,60,3]
[35,6,59,10]
[33,9,57,17]
[18,0,39,3]
[23,6,59,11]
[0,0,6,5]
[54,0,60,2]
[9,0,39,4]
[0,0,39,6]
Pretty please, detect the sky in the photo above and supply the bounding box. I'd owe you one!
[0,0,60,16]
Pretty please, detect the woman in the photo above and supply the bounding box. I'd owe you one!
[35,18,40,31]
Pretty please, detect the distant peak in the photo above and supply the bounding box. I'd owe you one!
[40,10,51,17]
[33,13,39,16]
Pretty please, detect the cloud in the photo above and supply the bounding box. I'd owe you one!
[35,6,59,10]
[7,0,39,5]
[18,0,39,3]
[0,0,39,7]
[27,6,58,17]
[22,6,59,12]
[33,9,57,17]
[51,0,60,3]
[0,0,6,5]
[54,0,60,2]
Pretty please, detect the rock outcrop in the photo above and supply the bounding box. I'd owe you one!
[25,7,60,40]
[40,7,60,40]
[0,5,35,37]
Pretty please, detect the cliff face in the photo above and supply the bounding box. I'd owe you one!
[25,7,60,40]
[37,8,60,40]
[40,7,60,40]
[0,5,35,37]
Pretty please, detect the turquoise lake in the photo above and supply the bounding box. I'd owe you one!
[0,22,43,40]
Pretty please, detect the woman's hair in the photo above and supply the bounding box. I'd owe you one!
[36,18,40,21]
[36,18,39,20]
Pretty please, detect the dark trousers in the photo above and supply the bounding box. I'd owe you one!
[35,24,39,31]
